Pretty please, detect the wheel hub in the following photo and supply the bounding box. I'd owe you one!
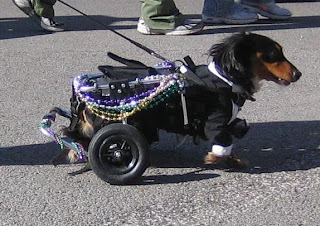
[113,150,123,160]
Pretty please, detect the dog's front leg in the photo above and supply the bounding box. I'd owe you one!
[204,145,248,169]
[204,144,233,164]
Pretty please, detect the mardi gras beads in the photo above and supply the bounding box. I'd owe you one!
[73,73,184,121]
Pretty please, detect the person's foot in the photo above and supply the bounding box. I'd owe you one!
[13,0,42,28]
[137,18,203,36]
[241,1,291,20]
[41,17,64,32]
[12,0,33,15]
[202,4,258,24]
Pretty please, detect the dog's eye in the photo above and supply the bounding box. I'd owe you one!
[262,50,283,63]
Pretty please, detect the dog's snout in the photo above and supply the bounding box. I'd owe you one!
[292,70,302,82]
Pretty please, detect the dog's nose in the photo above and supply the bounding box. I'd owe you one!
[292,70,302,82]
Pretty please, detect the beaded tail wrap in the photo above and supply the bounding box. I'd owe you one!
[73,73,185,121]
[39,107,87,162]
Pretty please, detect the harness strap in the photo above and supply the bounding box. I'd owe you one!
[183,56,196,72]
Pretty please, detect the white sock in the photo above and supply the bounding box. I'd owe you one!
[211,144,233,157]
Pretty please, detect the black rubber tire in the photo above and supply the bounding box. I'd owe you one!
[88,123,149,185]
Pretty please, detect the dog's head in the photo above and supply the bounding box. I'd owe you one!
[208,32,302,94]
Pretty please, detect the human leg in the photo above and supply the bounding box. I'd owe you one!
[12,0,33,15]
[138,0,203,35]
[33,0,56,19]
[141,0,185,30]
[34,0,64,31]
[241,0,291,19]
[202,0,258,24]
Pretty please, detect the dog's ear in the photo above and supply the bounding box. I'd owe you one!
[216,33,252,77]
[208,32,256,76]
[230,45,245,72]
[232,39,252,74]
[208,33,257,94]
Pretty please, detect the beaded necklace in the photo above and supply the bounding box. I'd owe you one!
[73,74,184,121]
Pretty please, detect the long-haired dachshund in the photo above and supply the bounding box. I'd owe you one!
[58,32,301,169]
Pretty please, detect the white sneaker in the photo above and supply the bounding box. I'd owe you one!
[12,0,33,15]
[41,17,64,32]
[242,1,291,20]
[137,18,203,36]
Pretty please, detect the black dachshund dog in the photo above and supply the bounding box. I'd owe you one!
[59,32,301,170]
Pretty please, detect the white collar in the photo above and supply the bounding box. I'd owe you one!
[208,62,255,101]
[208,61,233,86]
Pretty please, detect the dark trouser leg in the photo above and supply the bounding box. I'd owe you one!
[34,0,57,18]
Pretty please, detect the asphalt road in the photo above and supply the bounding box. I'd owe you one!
[1,0,320,225]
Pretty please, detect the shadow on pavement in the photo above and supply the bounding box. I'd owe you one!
[277,0,320,2]
[0,15,137,40]
[1,120,319,172]
[136,169,220,185]
[150,120,320,174]
[1,13,320,40]
[0,142,60,166]
[201,15,320,35]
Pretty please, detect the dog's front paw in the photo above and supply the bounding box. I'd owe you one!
[224,155,248,169]
[204,152,224,165]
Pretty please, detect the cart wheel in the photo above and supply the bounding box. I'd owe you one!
[88,123,149,185]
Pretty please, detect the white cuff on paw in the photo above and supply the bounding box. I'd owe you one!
[211,144,233,157]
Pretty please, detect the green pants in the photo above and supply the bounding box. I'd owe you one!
[34,0,57,19]
[141,0,186,30]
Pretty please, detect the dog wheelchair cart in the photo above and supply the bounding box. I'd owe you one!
[39,54,203,184]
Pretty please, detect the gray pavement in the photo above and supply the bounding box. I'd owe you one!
[1,0,320,225]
